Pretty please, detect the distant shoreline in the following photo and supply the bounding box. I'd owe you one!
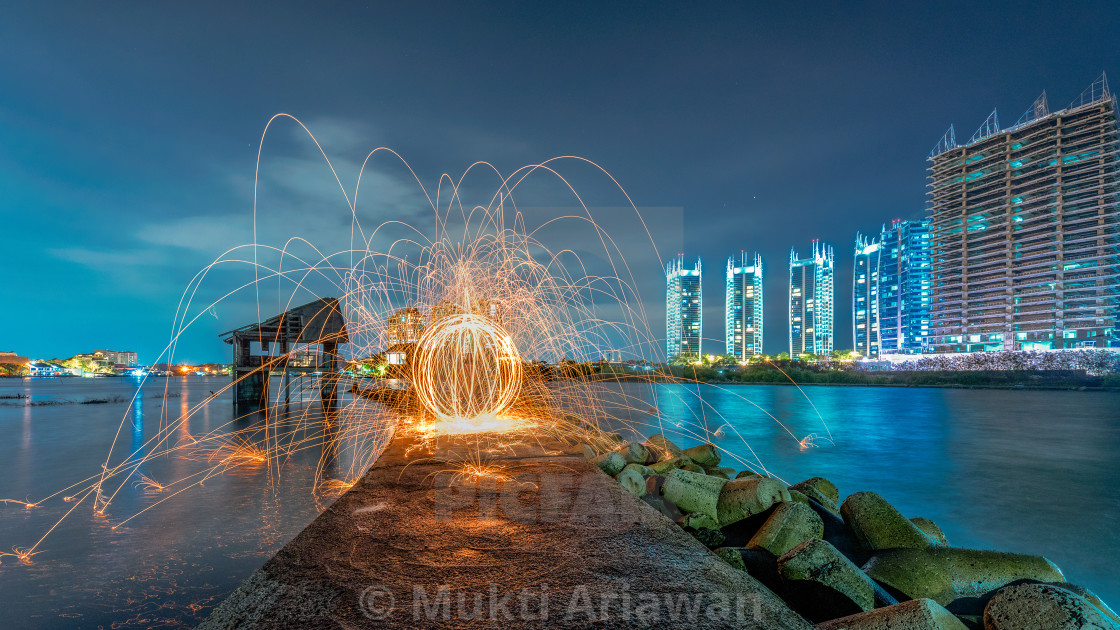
[581,367,1120,392]
[692,379,1120,392]
[5,371,1117,393]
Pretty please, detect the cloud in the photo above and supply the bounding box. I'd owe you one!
[134,125,438,266]
[48,246,171,268]
[286,116,381,155]
[46,245,180,300]
[134,216,252,252]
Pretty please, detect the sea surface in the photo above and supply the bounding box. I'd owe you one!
[0,377,1118,627]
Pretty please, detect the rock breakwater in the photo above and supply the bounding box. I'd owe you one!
[585,433,1119,630]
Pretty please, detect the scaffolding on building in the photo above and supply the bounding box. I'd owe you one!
[926,74,1120,353]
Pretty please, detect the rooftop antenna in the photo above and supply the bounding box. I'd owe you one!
[968,108,1000,144]
[928,124,957,158]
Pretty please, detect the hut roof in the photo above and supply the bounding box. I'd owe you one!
[219,298,349,346]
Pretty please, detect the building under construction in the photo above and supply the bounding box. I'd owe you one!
[927,74,1120,353]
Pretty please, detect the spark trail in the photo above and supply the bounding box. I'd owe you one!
[0,114,832,566]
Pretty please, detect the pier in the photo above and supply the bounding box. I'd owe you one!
[197,432,809,629]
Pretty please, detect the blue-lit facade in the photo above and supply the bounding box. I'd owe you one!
[854,220,933,357]
[666,256,702,360]
[879,219,932,354]
[725,252,763,359]
[852,235,882,357]
[789,242,834,358]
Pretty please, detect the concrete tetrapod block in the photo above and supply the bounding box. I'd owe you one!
[566,443,597,459]
[717,475,792,527]
[790,477,840,512]
[648,454,693,475]
[622,462,655,477]
[662,467,728,520]
[644,433,685,457]
[682,442,721,468]
[591,450,626,476]
[910,517,948,545]
[815,598,967,630]
[679,512,721,530]
[704,466,736,480]
[787,488,812,507]
[841,491,936,551]
[641,495,684,521]
[862,547,1066,606]
[778,538,876,622]
[735,470,762,479]
[721,505,780,548]
[690,526,727,549]
[746,501,824,557]
[807,498,870,567]
[1050,583,1120,627]
[984,582,1119,630]
[714,546,749,571]
[715,546,785,596]
[616,441,657,465]
[681,462,705,473]
[615,467,646,497]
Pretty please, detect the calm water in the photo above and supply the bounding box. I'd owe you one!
[644,383,1120,607]
[0,378,1118,627]
[0,376,340,629]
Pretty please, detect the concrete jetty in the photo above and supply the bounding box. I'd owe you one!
[198,432,810,629]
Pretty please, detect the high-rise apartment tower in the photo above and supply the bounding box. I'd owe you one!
[853,235,882,358]
[927,75,1120,352]
[725,252,764,359]
[666,256,703,360]
[789,242,834,358]
[853,219,932,357]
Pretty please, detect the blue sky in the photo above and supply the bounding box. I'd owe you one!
[2,2,1118,362]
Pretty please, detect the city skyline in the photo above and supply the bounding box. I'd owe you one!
[4,5,1120,362]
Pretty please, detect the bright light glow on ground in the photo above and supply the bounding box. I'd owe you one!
[406,413,540,439]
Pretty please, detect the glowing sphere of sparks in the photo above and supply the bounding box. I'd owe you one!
[412,313,523,423]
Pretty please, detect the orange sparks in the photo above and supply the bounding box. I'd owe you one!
[452,463,512,485]
[1,547,43,565]
[0,119,835,569]
[0,499,40,510]
[133,475,165,493]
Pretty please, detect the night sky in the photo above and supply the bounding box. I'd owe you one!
[3,2,1118,363]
